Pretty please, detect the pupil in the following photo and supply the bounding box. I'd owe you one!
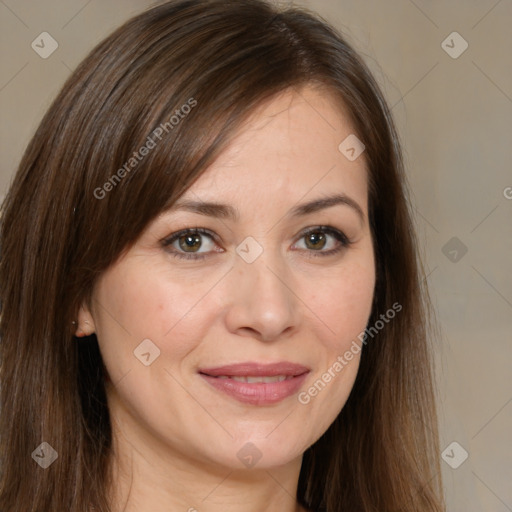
[179,234,201,252]
[306,232,325,250]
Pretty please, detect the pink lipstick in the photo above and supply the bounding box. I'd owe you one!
[198,362,310,406]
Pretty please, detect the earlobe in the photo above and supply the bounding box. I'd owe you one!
[74,303,96,337]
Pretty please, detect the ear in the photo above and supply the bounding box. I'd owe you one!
[74,303,96,337]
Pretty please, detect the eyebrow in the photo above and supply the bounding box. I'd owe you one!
[170,193,365,224]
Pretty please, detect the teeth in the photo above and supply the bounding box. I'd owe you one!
[216,375,291,383]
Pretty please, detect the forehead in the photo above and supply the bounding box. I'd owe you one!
[178,86,368,212]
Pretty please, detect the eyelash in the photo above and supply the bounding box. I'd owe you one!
[162,226,352,261]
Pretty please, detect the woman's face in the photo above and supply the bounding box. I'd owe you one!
[80,85,375,471]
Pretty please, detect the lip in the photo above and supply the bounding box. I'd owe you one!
[198,362,310,406]
[198,361,310,377]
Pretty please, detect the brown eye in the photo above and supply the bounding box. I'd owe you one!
[292,226,351,258]
[162,228,220,260]
[178,233,203,252]
[304,231,327,250]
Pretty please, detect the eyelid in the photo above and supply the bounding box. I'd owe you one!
[294,225,351,246]
[161,227,220,246]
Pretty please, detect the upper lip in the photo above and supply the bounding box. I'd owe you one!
[198,362,310,377]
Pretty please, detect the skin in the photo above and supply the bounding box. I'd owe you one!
[77,85,375,512]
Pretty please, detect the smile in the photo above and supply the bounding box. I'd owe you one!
[198,361,310,405]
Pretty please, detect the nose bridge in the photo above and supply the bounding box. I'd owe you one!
[224,246,299,341]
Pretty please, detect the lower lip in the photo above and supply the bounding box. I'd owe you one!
[199,373,309,405]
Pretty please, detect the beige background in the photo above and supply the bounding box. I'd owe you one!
[1,0,511,510]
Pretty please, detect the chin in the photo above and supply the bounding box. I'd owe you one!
[203,432,307,471]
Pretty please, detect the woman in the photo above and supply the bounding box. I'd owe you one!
[0,1,445,510]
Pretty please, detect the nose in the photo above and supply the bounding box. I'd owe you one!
[223,255,301,342]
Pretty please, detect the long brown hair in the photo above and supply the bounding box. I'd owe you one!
[0,1,444,510]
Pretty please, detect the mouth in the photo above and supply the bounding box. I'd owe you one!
[213,375,294,383]
[198,361,310,405]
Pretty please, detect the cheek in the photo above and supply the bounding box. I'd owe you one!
[91,263,222,375]
[295,258,374,433]
[309,256,376,351]
[93,269,167,339]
